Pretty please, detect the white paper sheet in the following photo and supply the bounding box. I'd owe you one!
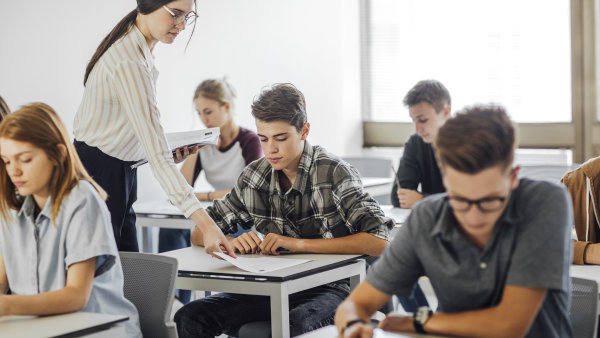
[213,252,312,273]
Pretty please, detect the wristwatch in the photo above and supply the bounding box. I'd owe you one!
[413,306,433,333]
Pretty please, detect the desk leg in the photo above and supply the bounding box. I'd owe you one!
[141,227,152,253]
[270,284,290,338]
[349,259,366,290]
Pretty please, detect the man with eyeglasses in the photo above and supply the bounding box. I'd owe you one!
[335,105,573,337]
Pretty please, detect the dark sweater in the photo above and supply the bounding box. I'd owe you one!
[391,133,445,207]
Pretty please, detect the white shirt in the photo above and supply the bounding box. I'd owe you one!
[74,26,200,217]
[0,181,141,337]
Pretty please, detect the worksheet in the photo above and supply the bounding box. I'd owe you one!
[213,252,312,273]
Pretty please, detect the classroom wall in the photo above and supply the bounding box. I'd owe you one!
[0,0,363,201]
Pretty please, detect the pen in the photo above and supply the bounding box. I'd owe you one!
[253,230,265,241]
[391,164,401,188]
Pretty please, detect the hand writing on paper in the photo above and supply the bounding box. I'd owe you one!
[341,322,374,338]
[172,145,200,163]
[259,233,299,255]
[396,188,423,209]
[229,231,263,254]
[377,314,415,332]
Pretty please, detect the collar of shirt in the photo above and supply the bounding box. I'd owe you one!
[268,141,313,196]
[429,190,519,246]
[18,194,52,222]
[130,25,158,81]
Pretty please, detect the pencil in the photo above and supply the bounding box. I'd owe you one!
[391,164,401,188]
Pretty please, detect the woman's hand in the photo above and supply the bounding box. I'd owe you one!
[173,145,199,163]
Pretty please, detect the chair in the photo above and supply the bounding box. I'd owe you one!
[569,277,599,338]
[342,157,393,205]
[518,164,579,183]
[120,252,179,338]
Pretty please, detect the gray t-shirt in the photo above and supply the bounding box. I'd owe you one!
[367,178,572,338]
[0,180,141,338]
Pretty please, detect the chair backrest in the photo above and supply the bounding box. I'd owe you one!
[518,164,579,183]
[120,252,179,338]
[569,277,599,338]
[342,157,393,178]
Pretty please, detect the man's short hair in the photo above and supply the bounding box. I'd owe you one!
[435,105,515,174]
[251,83,307,132]
[403,79,451,113]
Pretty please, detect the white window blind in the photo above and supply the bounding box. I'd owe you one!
[362,0,572,123]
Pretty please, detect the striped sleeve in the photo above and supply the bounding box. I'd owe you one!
[110,60,202,217]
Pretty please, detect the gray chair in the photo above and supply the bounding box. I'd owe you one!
[569,277,599,338]
[342,157,393,205]
[120,252,179,338]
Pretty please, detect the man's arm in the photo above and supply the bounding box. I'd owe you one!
[335,280,390,337]
[395,285,547,337]
[259,232,388,256]
[391,135,423,207]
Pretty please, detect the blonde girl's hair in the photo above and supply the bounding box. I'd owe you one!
[193,77,237,111]
[0,103,107,226]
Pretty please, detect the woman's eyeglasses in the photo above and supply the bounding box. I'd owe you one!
[162,6,198,27]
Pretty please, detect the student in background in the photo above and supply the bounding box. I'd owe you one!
[73,0,233,255]
[336,105,572,338]
[159,78,262,304]
[0,96,9,121]
[561,157,600,265]
[174,84,394,338]
[391,79,451,209]
[0,103,141,337]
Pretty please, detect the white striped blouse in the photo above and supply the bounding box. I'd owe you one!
[74,26,201,217]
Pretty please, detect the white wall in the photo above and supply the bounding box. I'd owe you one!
[0,0,363,200]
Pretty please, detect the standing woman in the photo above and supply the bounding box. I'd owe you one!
[74,0,233,255]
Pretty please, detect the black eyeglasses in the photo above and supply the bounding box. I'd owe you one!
[162,6,198,27]
[446,195,507,213]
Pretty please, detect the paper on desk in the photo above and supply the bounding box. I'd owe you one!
[373,328,410,337]
[213,252,312,273]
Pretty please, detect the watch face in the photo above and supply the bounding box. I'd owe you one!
[416,307,431,324]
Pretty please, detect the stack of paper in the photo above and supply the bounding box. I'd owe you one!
[214,252,311,273]
[131,127,220,168]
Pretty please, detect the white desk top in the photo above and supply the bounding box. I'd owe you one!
[134,200,212,217]
[160,246,364,281]
[297,325,442,337]
[0,312,128,338]
[379,205,411,224]
[362,177,394,187]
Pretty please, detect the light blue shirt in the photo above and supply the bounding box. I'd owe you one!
[0,180,141,337]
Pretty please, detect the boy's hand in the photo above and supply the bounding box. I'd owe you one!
[396,188,423,208]
[230,232,263,254]
[259,233,299,255]
[377,314,415,332]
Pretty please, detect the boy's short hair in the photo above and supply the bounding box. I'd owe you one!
[435,105,515,174]
[403,79,451,113]
[251,83,307,132]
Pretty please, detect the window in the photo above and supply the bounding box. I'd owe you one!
[362,0,572,123]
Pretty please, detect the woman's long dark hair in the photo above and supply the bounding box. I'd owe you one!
[84,0,197,85]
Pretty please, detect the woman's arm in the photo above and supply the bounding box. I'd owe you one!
[0,255,8,294]
[180,152,199,186]
[0,257,96,316]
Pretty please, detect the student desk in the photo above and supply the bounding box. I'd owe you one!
[362,177,394,197]
[0,312,128,338]
[160,246,366,338]
[379,205,411,225]
[296,324,446,337]
[134,200,211,252]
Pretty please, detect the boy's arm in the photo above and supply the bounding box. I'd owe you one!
[334,280,391,336]
[259,232,387,256]
[378,285,547,337]
[0,257,96,316]
[392,136,424,207]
